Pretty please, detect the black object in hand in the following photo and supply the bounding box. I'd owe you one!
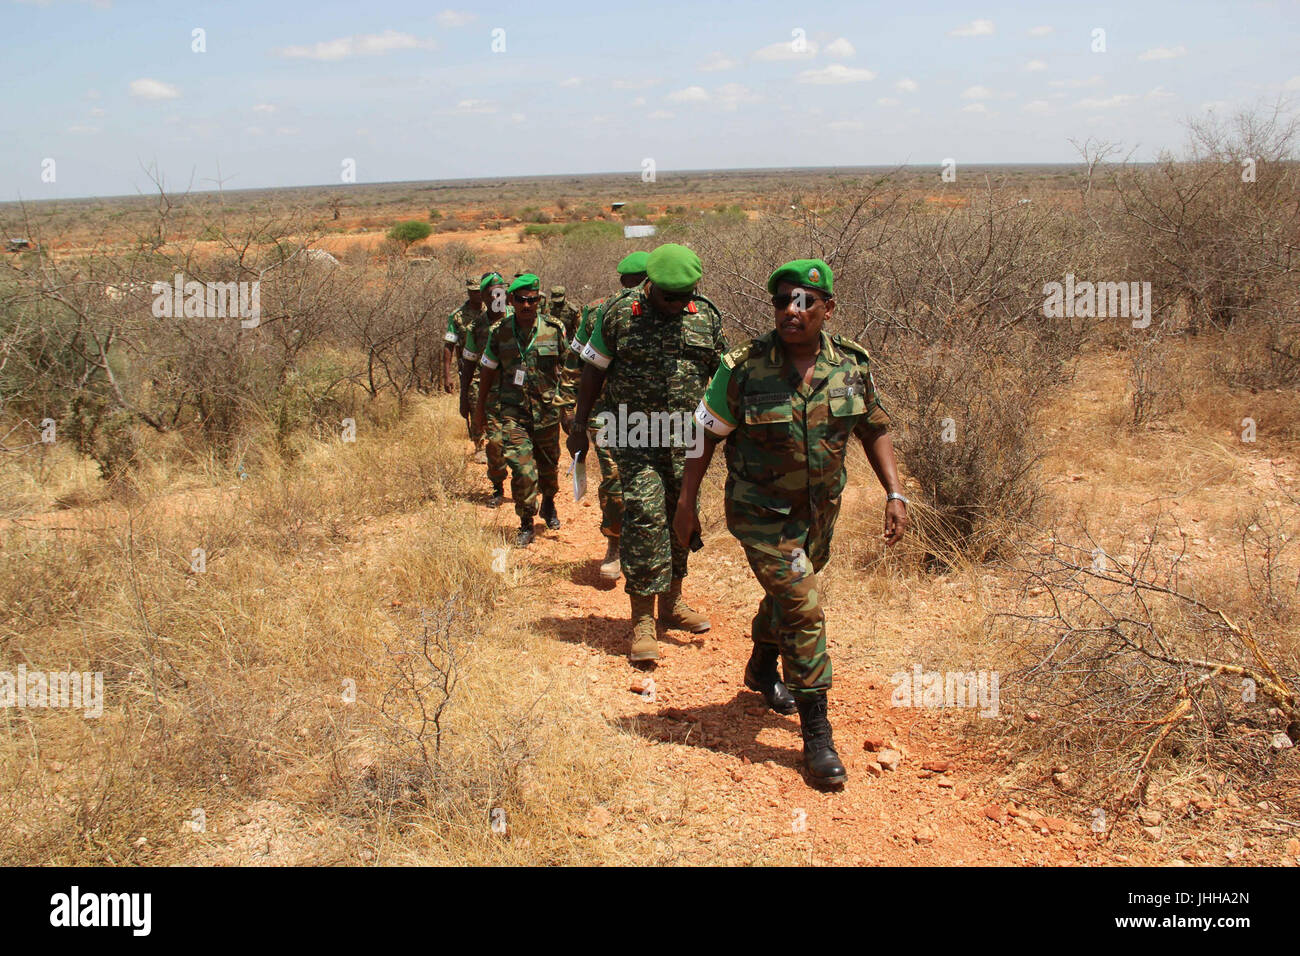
[689,530,704,552]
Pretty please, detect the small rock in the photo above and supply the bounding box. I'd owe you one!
[863,760,883,777]
[877,749,901,771]
[48,761,64,774]
[1226,792,1242,808]
[1142,825,1162,841]
[936,777,955,789]
[982,804,1008,824]
[1271,732,1294,751]
[913,825,937,844]
[1137,808,1162,827]
[921,759,952,773]
[1024,710,1042,723]
[132,837,148,847]
[1285,838,1300,858]
[359,848,374,862]
[629,676,652,694]
[730,768,744,782]
[1052,771,1076,791]
[1041,817,1068,833]
[862,735,885,752]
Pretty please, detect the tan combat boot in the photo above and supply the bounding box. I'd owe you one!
[658,576,711,633]
[629,594,659,662]
[599,537,621,580]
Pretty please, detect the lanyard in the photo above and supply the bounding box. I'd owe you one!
[512,314,539,359]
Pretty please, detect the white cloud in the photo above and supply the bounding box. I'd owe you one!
[715,83,760,109]
[1023,100,1050,114]
[559,77,581,87]
[700,51,739,71]
[648,110,674,120]
[896,77,918,93]
[949,19,994,37]
[453,99,496,114]
[1285,76,1300,91]
[829,120,864,130]
[825,37,855,58]
[1025,59,1046,72]
[753,39,818,61]
[877,97,899,107]
[89,106,105,116]
[631,96,646,107]
[436,10,475,28]
[614,78,661,90]
[1050,74,1102,89]
[276,30,435,61]
[1028,25,1053,36]
[67,124,99,134]
[668,85,709,103]
[1146,86,1175,100]
[129,78,179,100]
[962,102,989,113]
[253,103,276,113]
[1138,45,1187,61]
[797,63,876,84]
[1076,93,1137,109]
[961,85,993,99]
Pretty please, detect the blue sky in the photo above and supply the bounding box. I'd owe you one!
[3,0,1298,199]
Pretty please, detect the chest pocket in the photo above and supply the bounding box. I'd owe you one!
[743,392,794,426]
[828,383,866,418]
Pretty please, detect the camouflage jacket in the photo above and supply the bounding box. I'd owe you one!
[546,301,581,340]
[557,285,641,413]
[581,287,727,423]
[479,312,569,428]
[445,300,482,349]
[695,329,890,517]
[462,307,508,378]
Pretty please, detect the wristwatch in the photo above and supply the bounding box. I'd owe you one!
[886,492,909,506]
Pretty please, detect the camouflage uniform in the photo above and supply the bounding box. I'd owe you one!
[581,288,727,595]
[480,312,568,519]
[694,329,890,697]
[558,292,640,540]
[546,291,581,341]
[445,300,480,391]
[462,311,509,486]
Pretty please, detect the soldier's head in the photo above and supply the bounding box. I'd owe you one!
[509,273,542,323]
[616,251,649,289]
[644,244,701,316]
[481,271,508,315]
[548,285,567,313]
[466,276,483,308]
[768,259,835,347]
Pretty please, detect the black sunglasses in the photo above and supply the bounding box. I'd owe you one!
[772,291,828,310]
[514,294,542,304]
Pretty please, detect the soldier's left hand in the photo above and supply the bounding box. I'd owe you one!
[472,409,485,436]
[884,500,909,546]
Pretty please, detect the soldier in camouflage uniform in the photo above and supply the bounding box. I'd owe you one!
[675,258,909,788]
[568,244,726,663]
[443,277,482,394]
[460,272,510,504]
[557,252,649,580]
[545,285,582,340]
[473,274,567,546]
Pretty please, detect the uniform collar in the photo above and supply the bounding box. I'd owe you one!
[765,328,838,366]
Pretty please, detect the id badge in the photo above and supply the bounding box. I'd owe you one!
[514,368,526,386]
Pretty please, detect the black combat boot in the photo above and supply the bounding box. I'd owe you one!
[539,496,561,530]
[486,481,504,509]
[743,643,798,715]
[795,692,847,787]
[515,513,535,548]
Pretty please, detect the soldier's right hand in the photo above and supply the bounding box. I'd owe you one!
[566,426,589,460]
[459,395,470,419]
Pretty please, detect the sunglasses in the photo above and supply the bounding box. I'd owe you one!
[771,291,828,310]
[659,291,693,304]
[514,294,542,304]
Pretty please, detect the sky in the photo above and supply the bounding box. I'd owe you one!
[2,0,1299,200]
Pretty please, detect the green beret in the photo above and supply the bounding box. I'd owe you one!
[480,272,505,292]
[508,273,541,294]
[645,244,702,294]
[616,251,649,276]
[767,258,833,296]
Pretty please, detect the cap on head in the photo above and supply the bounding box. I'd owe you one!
[549,285,566,299]
[480,271,505,292]
[465,277,479,291]
[508,273,541,295]
[645,244,702,294]
[766,258,833,297]
[616,251,649,276]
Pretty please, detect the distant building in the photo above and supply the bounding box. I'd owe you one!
[623,225,656,239]
[6,238,34,252]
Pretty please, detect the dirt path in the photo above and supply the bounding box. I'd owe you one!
[469,462,1098,865]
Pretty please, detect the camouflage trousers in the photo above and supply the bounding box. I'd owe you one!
[589,423,623,540]
[502,414,560,520]
[467,379,508,485]
[726,497,841,698]
[615,449,690,597]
